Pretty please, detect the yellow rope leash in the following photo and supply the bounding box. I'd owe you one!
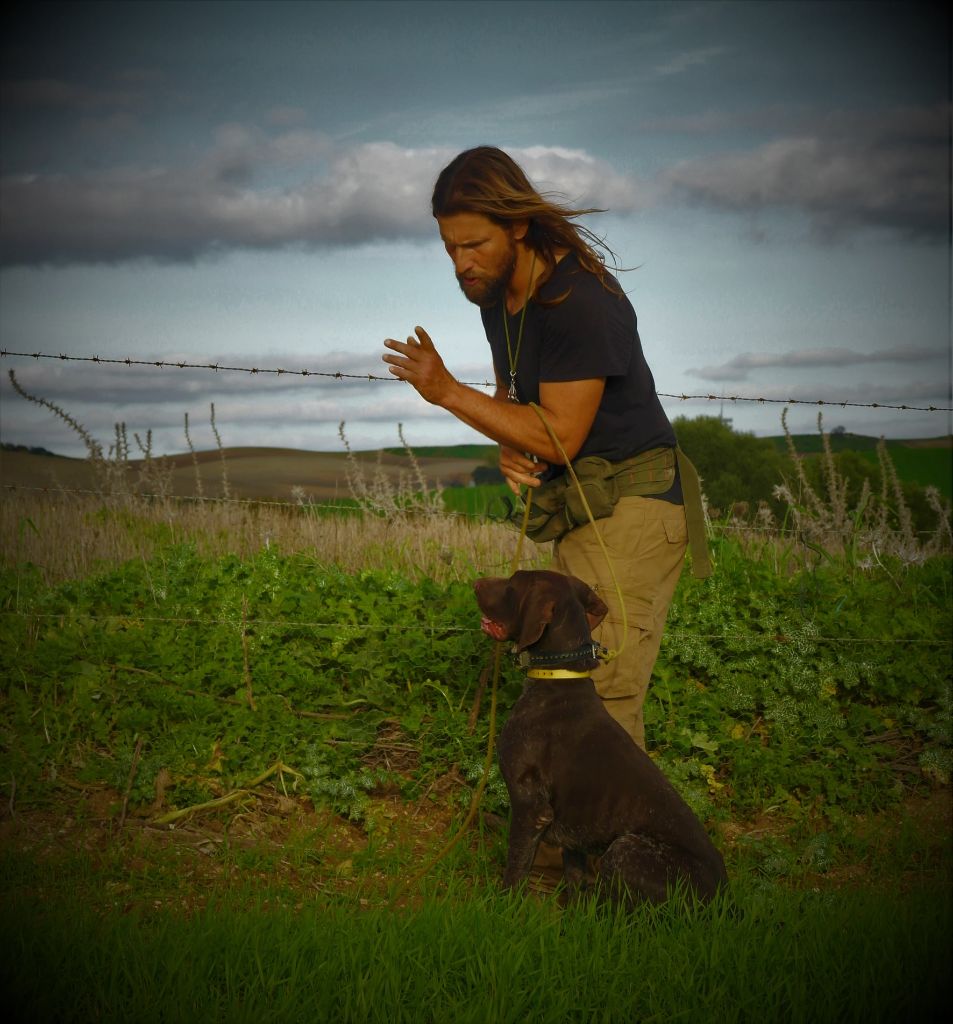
[390,493,532,902]
[527,401,628,663]
[393,403,627,901]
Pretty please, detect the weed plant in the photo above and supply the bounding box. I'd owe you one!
[2,485,542,587]
[770,410,951,563]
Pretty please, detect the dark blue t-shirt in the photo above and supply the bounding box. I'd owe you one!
[481,251,681,501]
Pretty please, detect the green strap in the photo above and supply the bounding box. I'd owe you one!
[675,447,713,579]
[605,445,713,580]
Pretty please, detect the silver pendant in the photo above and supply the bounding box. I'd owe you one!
[507,372,518,402]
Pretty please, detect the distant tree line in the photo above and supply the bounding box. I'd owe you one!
[469,415,943,533]
[1,442,57,457]
[675,415,940,532]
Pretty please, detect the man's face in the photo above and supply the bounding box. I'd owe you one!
[436,212,518,308]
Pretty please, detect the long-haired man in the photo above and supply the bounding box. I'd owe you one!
[383,145,710,751]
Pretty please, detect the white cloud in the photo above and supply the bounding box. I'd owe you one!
[0,136,650,266]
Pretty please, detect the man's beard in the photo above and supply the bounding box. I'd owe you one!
[456,242,517,309]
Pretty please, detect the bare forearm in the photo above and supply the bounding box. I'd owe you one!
[443,380,568,463]
[382,326,601,464]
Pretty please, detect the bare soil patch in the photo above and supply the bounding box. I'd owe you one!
[2,783,949,913]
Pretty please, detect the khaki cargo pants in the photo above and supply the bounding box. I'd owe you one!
[552,495,687,750]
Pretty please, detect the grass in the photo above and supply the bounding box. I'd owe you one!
[0,487,547,587]
[0,392,950,1021]
[2,776,951,1022]
[855,445,953,498]
[766,433,952,499]
[2,875,949,1023]
[0,522,949,1020]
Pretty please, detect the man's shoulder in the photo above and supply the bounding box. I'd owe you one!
[539,253,628,313]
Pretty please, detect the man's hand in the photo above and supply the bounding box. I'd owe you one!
[382,326,456,406]
[499,445,549,494]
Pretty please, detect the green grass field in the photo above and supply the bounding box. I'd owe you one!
[0,473,950,1021]
[767,434,952,497]
[3,880,949,1023]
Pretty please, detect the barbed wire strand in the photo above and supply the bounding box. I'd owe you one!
[2,348,949,413]
[1,608,948,646]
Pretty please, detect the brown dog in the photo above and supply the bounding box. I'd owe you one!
[475,569,727,905]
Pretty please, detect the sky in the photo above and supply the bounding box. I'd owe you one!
[1,0,951,460]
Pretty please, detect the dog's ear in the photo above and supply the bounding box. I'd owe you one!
[514,592,556,651]
[569,576,609,631]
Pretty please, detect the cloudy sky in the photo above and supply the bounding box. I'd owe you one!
[1,0,950,459]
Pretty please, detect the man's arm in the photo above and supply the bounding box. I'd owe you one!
[382,327,604,483]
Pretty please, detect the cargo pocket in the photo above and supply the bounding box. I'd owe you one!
[663,515,688,546]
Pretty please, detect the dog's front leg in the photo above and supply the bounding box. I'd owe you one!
[503,794,554,889]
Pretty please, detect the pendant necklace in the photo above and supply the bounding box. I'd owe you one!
[502,251,537,403]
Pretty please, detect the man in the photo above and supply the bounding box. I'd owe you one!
[383,146,709,750]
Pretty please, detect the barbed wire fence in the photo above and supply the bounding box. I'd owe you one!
[1,347,951,650]
[3,348,951,412]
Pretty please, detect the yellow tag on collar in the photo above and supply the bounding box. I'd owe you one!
[526,668,592,680]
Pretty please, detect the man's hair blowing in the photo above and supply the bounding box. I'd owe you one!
[431,146,621,300]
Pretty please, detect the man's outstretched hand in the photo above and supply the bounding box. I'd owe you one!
[383,326,456,406]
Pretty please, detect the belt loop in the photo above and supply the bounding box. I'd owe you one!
[675,447,713,579]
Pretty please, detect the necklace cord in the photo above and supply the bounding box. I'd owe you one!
[502,251,538,402]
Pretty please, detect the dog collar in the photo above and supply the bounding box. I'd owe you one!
[515,641,607,670]
[526,667,592,680]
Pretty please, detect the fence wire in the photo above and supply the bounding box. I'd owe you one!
[2,348,950,413]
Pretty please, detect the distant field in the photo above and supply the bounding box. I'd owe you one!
[768,434,952,499]
[3,433,950,504]
[383,443,499,461]
[0,446,488,503]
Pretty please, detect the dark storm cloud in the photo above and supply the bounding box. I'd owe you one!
[689,346,948,383]
[3,98,947,265]
[666,105,951,241]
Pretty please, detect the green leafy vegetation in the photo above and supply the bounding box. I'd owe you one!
[674,415,788,513]
[2,375,950,1020]
[2,537,948,834]
[674,414,952,521]
[1,534,950,1023]
[655,536,951,826]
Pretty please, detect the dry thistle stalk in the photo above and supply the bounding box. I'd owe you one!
[774,410,951,564]
[184,411,205,501]
[210,402,231,500]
